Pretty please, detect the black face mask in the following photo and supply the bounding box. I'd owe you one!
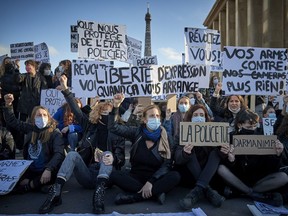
[5,63,14,73]
[238,128,255,135]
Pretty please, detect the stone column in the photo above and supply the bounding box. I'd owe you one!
[213,20,219,31]
[247,0,263,47]
[219,10,227,49]
[235,0,247,46]
[226,0,236,46]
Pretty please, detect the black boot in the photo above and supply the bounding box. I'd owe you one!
[115,192,144,205]
[93,178,107,214]
[205,186,225,207]
[179,186,204,210]
[38,183,62,214]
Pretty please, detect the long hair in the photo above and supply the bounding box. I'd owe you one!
[59,59,72,78]
[62,98,82,126]
[234,109,259,133]
[89,102,113,124]
[30,106,57,144]
[184,104,210,122]
[276,115,288,137]
[223,95,247,119]
[0,56,11,77]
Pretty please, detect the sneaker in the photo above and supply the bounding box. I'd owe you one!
[205,186,225,207]
[179,186,204,210]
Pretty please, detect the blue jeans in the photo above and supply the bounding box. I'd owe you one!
[67,132,79,151]
[57,151,113,189]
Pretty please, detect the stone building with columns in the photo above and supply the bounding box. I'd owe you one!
[203,0,288,49]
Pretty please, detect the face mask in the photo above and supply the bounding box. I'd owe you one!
[213,79,218,85]
[35,117,48,129]
[191,116,206,123]
[146,117,161,131]
[178,104,190,113]
[239,128,255,135]
[43,69,51,76]
[268,113,276,118]
[5,63,14,73]
[58,66,64,73]
[228,106,241,114]
[190,98,195,105]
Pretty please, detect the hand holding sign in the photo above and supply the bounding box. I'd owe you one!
[4,94,14,106]
[220,143,230,155]
[113,93,125,108]
[183,144,194,154]
[215,82,222,94]
[275,140,284,156]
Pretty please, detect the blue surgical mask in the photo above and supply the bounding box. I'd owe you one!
[190,98,195,105]
[178,104,190,113]
[191,116,206,123]
[35,117,48,129]
[58,66,64,73]
[213,79,219,85]
[146,117,161,131]
[268,113,276,118]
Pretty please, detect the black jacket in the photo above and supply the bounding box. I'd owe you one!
[108,107,174,183]
[61,89,125,170]
[0,126,15,160]
[3,105,65,173]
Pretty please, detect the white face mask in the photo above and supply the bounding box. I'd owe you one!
[190,98,195,105]
[191,116,206,123]
[43,69,51,76]
[228,107,241,114]
[58,66,64,73]
[35,117,48,129]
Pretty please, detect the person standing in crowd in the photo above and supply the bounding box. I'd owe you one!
[53,99,83,152]
[39,75,126,214]
[217,109,288,206]
[107,93,181,205]
[54,60,72,90]
[38,62,54,88]
[171,95,191,137]
[3,93,65,193]
[174,104,227,209]
[210,82,247,133]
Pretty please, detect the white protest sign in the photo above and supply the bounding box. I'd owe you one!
[10,42,34,60]
[34,42,50,63]
[133,55,158,67]
[72,60,210,99]
[184,28,221,66]
[40,89,66,116]
[71,25,78,52]
[126,36,142,65]
[262,118,276,135]
[77,20,127,62]
[0,160,32,195]
[180,122,230,146]
[222,46,287,95]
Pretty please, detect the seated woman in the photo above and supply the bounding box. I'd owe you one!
[108,93,181,205]
[217,109,288,206]
[3,94,65,193]
[174,104,227,209]
[53,99,83,151]
[38,75,125,214]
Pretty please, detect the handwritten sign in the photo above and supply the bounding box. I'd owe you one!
[72,60,210,99]
[0,160,32,195]
[71,25,78,52]
[233,135,277,155]
[34,42,50,63]
[184,28,221,66]
[180,122,229,146]
[222,46,288,95]
[10,42,34,60]
[77,20,127,62]
[133,55,158,67]
[262,118,277,135]
[40,89,66,116]
[126,36,142,64]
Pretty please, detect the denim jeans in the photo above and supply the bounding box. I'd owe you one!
[57,151,113,189]
[67,132,79,151]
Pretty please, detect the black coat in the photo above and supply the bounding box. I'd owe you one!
[0,126,15,160]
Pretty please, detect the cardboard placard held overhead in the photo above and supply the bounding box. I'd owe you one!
[166,94,177,113]
[180,122,230,146]
[137,97,152,108]
[233,135,277,155]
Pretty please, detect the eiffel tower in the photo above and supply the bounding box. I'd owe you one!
[144,3,152,57]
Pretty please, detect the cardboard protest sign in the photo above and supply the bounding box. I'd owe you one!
[222,46,287,95]
[233,135,277,155]
[166,94,177,113]
[34,42,50,63]
[138,97,152,108]
[262,118,276,135]
[0,160,32,195]
[133,55,158,67]
[72,60,210,99]
[71,25,78,52]
[126,36,142,65]
[10,42,34,60]
[184,28,221,66]
[40,89,66,116]
[77,20,127,62]
[180,122,230,146]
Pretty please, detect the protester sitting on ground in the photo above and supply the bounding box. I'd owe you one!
[3,93,65,193]
[171,95,191,137]
[217,109,288,207]
[38,75,126,214]
[0,124,16,160]
[107,93,181,206]
[210,82,247,133]
[173,104,227,209]
[53,99,83,152]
